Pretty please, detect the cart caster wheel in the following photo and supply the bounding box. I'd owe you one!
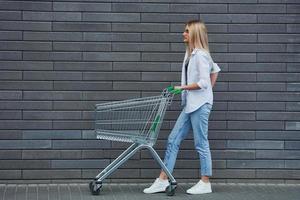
[165,182,177,196]
[89,181,102,195]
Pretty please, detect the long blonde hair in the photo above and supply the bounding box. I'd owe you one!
[185,20,210,56]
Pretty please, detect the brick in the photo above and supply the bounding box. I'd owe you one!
[53,2,111,11]
[53,81,112,91]
[83,72,140,81]
[258,14,300,23]
[53,42,111,52]
[54,62,112,71]
[0,11,21,20]
[213,169,255,178]
[0,140,51,149]
[212,150,255,159]
[226,112,256,120]
[53,22,111,32]
[82,91,140,101]
[141,13,198,22]
[142,33,182,42]
[285,141,300,149]
[112,3,169,12]
[112,43,169,52]
[229,4,285,13]
[228,63,286,72]
[257,112,300,121]
[288,83,300,92]
[228,121,284,130]
[258,34,300,43]
[24,32,82,41]
[142,53,184,62]
[0,81,52,90]
[0,150,21,159]
[24,71,82,81]
[201,14,257,23]
[23,91,81,100]
[141,72,180,81]
[23,11,81,21]
[171,43,227,53]
[227,140,284,149]
[258,73,299,82]
[258,92,300,101]
[229,24,286,33]
[22,150,81,160]
[286,102,300,111]
[285,161,300,168]
[219,73,256,82]
[23,111,82,120]
[0,21,51,31]
[229,44,286,52]
[53,121,93,129]
[0,61,53,71]
[0,120,52,130]
[83,52,140,61]
[170,4,227,13]
[287,63,300,72]
[23,52,82,61]
[256,150,300,159]
[256,131,300,140]
[227,160,284,168]
[229,83,286,92]
[212,53,256,62]
[113,82,170,91]
[84,32,141,42]
[0,111,21,120]
[0,160,50,169]
[287,4,300,13]
[53,101,97,110]
[0,170,21,179]
[0,51,21,60]
[256,170,300,179]
[83,13,140,22]
[0,1,51,11]
[52,140,110,150]
[22,170,81,179]
[0,101,52,110]
[0,41,52,51]
[258,53,300,62]
[0,31,22,40]
[286,122,300,131]
[287,24,300,33]
[287,44,300,52]
[112,23,169,32]
[83,169,140,179]
[51,159,110,169]
[214,92,256,101]
[0,71,22,80]
[229,102,284,111]
[209,131,255,140]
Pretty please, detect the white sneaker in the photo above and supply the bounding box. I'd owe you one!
[186,180,212,194]
[143,178,169,194]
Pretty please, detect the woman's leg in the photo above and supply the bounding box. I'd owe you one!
[190,103,212,181]
[159,110,192,179]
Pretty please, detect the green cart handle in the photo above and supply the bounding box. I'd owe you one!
[167,86,183,94]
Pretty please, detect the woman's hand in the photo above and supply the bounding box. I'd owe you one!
[174,86,183,90]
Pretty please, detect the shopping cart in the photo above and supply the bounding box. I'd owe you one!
[89,87,182,196]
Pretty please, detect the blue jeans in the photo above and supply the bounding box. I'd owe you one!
[163,103,212,177]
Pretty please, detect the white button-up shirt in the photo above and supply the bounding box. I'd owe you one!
[181,48,220,113]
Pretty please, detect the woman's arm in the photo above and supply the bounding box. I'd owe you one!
[210,72,219,88]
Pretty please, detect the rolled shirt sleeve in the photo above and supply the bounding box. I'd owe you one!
[195,52,211,90]
[211,62,221,73]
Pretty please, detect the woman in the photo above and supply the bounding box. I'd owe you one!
[144,20,220,195]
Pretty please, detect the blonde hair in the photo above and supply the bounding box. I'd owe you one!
[185,20,210,56]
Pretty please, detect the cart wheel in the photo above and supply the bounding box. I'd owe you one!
[165,182,177,196]
[89,181,102,195]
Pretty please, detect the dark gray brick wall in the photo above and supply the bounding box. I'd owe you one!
[0,0,299,183]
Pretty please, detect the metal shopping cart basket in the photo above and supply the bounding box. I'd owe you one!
[89,87,182,196]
